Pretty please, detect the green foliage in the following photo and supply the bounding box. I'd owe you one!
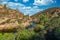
[39,14,50,26]
[33,24,45,33]
[16,30,35,40]
[0,33,15,40]
[54,27,60,40]
[31,31,45,40]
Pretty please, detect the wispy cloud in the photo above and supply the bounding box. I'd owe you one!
[0,0,45,16]
[0,0,9,2]
[23,0,29,3]
[33,0,56,6]
[6,2,25,9]
[15,0,18,2]
[18,6,43,15]
[0,0,58,16]
[1,2,43,15]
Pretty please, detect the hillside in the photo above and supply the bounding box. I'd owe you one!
[32,7,60,17]
[0,5,60,32]
[0,4,32,32]
[30,7,60,40]
[31,7,60,23]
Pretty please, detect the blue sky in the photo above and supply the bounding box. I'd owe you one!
[0,0,60,16]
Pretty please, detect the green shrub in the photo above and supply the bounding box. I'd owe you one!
[16,30,35,40]
[0,33,15,40]
[31,31,45,40]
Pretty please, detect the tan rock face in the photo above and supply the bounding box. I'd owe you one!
[0,15,32,32]
[0,5,4,8]
[0,18,9,24]
[21,22,31,27]
[0,21,19,31]
[32,18,40,24]
[0,4,33,32]
[0,4,24,32]
[20,15,32,27]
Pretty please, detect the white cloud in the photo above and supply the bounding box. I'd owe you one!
[0,0,9,4]
[23,0,29,3]
[22,6,31,10]
[0,0,9,2]
[1,2,7,4]
[6,2,25,9]
[15,0,18,2]
[18,6,43,16]
[7,2,43,15]
[32,6,39,9]
[1,2,43,16]
[33,0,55,6]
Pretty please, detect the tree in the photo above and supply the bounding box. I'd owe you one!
[54,27,60,40]
[31,31,45,40]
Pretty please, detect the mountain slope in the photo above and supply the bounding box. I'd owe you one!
[0,4,32,32]
[32,7,60,17]
[31,7,60,35]
[31,7,60,23]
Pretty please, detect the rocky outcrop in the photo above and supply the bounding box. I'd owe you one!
[0,21,19,31]
[0,4,33,32]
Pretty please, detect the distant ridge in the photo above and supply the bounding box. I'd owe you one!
[31,7,60,18]
[31,7,60,23]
